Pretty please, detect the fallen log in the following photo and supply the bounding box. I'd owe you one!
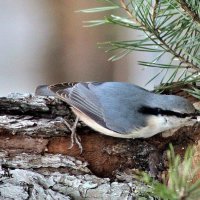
[0,92,199,199]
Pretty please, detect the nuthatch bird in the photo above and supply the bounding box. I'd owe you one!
[35,82,198,152]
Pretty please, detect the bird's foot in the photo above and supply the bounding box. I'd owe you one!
[63,117,83,154]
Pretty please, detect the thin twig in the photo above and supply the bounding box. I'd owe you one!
[119,0,145,31]
[179,0,200,25]
[153,30,200,72]
[152,0,159,25]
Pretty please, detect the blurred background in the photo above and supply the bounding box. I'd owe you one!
[0,0,161,96]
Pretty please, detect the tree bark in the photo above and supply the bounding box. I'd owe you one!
[0,92,199,199]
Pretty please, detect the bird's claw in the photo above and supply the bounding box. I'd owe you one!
[63,117,83,153]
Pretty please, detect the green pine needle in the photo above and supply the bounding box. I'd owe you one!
[78,6,119,13]
[138,144,200,200]
[80,0,200,88]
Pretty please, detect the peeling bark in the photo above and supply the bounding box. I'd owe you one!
[0,93,199,199]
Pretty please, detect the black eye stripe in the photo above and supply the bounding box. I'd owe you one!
[138,106,197,118]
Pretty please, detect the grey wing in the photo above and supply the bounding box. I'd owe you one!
[89,82,148,133]
[49,82,148,134]
[49,82,107,128]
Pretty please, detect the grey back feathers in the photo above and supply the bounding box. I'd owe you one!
[42,82,195,134]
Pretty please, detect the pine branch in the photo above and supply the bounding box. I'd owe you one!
[153,29,200,72]
[80,0,200,86]
[179,0,200,25]
[120,0,200,71]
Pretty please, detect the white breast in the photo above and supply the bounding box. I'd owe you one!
[71,107,194,139]
[72,107,134,138]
